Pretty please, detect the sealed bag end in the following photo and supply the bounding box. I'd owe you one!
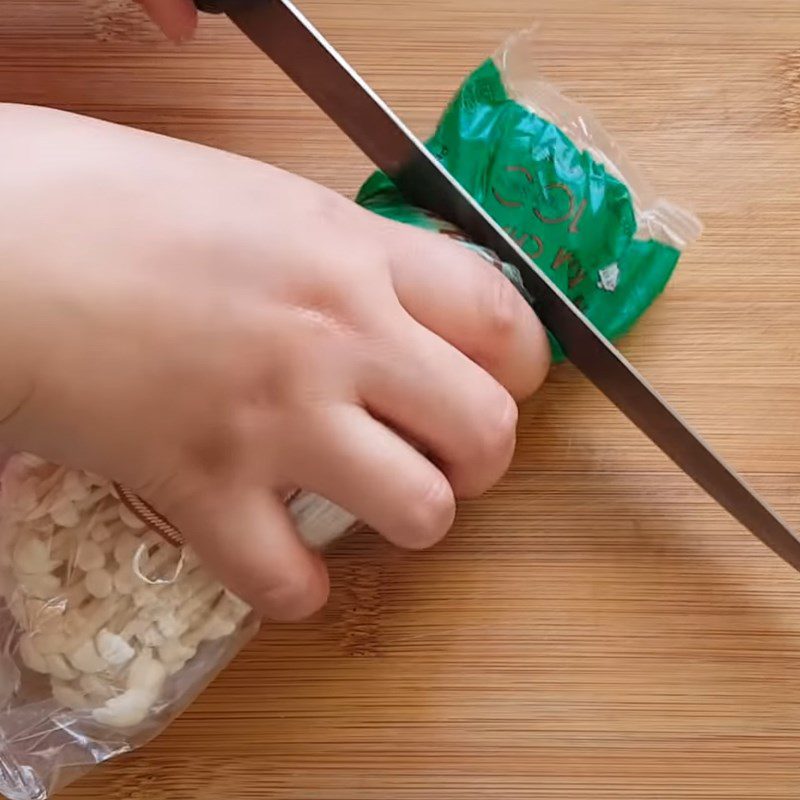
[495,27,703,253]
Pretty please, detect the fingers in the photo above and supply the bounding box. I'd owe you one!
[281,404,456,551]
[385,223,551,400]
[169,485,329,622]
[360,319,519,500]
[138,0,197,42]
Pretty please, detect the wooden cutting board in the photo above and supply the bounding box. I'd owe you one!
[2,0,800,797]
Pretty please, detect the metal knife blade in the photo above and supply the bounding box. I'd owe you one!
[195,0,800,573]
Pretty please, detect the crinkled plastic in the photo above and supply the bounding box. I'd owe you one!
[0,454,354,800]
[0,29,701,800]
[357,31,702,360]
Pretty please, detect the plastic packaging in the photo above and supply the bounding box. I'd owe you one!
[357,30,702,360]
[0,454,355,800]
[0,29,701,800]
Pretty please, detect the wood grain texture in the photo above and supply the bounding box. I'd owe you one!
[2,0,800,797]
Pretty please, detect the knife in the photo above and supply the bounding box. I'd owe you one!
[192,0,800,573]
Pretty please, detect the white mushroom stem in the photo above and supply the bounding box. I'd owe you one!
[70,594,128,641]
[183,591,251,649]
[27,631,67,656]
[79,673,117,704]
[21,468,67,521]
[37,596,109,655]
[45,653,79,681]
[96,628,136,667]
[23,604,84,656]
[92,649,167,728]
[49,527,81,561]
[81,486,112,511]
[27,517,55,538]
[74,539,107,572]
[176,579,224,622]
[113,533,142,566]
[113,561,139,596]
[91,688,155,728]
[181,610,235,649]
[61,578,98,611]
[119,618,150,646]
[50,516,104,564]
[95,503,123,527]
[158,639,197,675]
[11,537,61,575]
[85,568,114,599]
[133,574,221,646]
[90,521,113,543]
[61,470,91,504]
[18,633,49,674]
[137,625,167,647]
[49,498,81,529]
[7,594,54,629]
[128,649,166,692]
[65,638,108,674]
[16,571,61,599]
[132,562,211,623]
[59,560,118,609]
[52,680,92,711]
[160,591,250,674]
[96,598,141,640]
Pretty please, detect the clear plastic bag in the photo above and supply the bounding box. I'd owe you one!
[496,28,702,252]
[0,454,355,799]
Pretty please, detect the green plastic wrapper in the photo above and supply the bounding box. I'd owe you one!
[356,31,702,361]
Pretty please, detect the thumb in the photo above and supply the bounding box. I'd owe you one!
[138,0,198,42]
[169,486,330,622]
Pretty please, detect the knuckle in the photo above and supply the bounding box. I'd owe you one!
[398,475,456,550]
[313,186,356,231]
[258,561,330,622]
[518,322,552,398]
[471,390,518,467]
[451,392,518,500]
[481,272,523,352]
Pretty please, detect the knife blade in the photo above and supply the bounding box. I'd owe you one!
[194,0,800,573]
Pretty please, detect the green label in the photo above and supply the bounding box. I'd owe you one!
[356,60,682,362]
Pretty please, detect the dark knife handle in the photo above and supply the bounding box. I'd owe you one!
[194,0,239,13]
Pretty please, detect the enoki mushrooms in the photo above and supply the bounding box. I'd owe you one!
[0,453,355,729]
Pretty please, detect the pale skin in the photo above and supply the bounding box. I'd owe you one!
[0,5,550,622]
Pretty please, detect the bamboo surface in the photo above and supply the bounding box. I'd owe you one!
[2,0,800,797]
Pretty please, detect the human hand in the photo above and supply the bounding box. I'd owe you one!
[137,0,198,42]
[0,103,549,621]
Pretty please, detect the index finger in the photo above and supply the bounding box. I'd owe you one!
[138,0,198,41]
[385,222,551,401]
